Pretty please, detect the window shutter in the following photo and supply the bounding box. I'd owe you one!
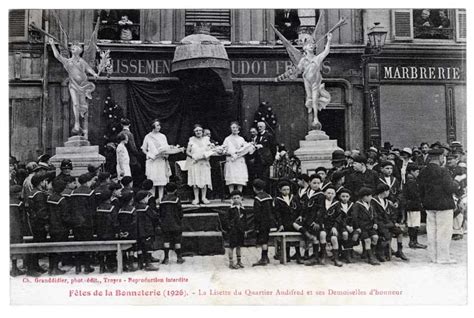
[185,9,231,40]
[456,9,466,41]
[391,9,413,40]
[9,9,28,41]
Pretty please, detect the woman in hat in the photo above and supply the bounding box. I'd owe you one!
[186,124,213,205]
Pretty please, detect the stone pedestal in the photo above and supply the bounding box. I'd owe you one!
[50,136,106,177]
[294,130,343,173]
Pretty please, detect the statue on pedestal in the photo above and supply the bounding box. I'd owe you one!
[271,15,346,131]
[272,14,347,171]
[33,15,112,140]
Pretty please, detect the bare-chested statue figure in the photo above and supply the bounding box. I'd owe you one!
[272,14,346,131]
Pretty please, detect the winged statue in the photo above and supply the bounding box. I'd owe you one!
[30,11,112,140]
[271,13,346,130]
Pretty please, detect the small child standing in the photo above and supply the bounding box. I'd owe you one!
[252,179,274,266]
[96,189,119,273]
[70,173,96,274]
[159,183,185,264]
[319,185,343,267]
[274,180,302,264]
[336,188,358,263]
[403,163,427,249]
[378,161,401,216]
[10,185,25,276]
[372,183,408,262]
[118,190,137,272]
[135,190,159,271]
[47,179,70,275]
[351,187,380,266]
[226,190,248,269]
[295,174,324,265]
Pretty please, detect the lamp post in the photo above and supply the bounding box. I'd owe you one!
[362,22,387,149]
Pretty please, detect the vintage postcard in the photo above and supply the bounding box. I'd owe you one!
[8,6,467,305]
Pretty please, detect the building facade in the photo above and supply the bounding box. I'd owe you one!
[9,9,466,162]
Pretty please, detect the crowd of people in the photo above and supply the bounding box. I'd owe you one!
[9,115,467,275]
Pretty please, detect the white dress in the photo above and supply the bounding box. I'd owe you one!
[116,142,131,180]
[141,132,171,186]
[223,134,249,186]
[187,136,212,189]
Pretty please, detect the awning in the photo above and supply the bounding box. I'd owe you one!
[172,32,233,95]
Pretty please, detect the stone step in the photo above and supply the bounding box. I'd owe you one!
[182,231,223,237]
[182,213,222,232]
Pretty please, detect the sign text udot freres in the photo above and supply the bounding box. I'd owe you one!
[110,58,332,78]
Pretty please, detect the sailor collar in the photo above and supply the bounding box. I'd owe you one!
[307,190,323,199]
[379,176,396,188]
[276,195,294,205]
[97,205,114,213]
[340,202,353,213]
[160,197,179,204]
[356,200,371,211]
[255,194,272,202]
[325,200,339,210]
[47,196,65,205]
[372,197,389,210]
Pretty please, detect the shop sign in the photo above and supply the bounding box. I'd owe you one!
[105,53,359,79]
[381,65,464,81]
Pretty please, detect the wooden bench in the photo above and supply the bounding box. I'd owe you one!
[269,232,305,264]
[10,240,136,274]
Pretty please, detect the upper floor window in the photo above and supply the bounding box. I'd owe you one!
[274,9,301,42]
[9,10,28,41]
[94,10,140,41]
[413,9,454,39]
[185,9,231,41]
[274,9,321,44]
[392,9,465,42]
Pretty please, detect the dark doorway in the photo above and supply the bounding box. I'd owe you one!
[319,109,346,149]
[176,69,236,144]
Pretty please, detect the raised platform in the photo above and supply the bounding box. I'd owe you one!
[182,198,254,212]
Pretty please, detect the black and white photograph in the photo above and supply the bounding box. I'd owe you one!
[6,4,469,306]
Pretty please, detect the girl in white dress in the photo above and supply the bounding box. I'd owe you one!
[223,122,249,193]
[116,133,131,180]
[187,124,212,205]
[141,119,172,202]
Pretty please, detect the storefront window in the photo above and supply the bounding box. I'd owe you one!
[185,9,231,40]
[413,9,454,39]
[94,10,140,41]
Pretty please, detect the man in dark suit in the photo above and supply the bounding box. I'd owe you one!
[120,118,143,186]
[275,9,301,42]
[418,148,459,264]
[255,122,276,180]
